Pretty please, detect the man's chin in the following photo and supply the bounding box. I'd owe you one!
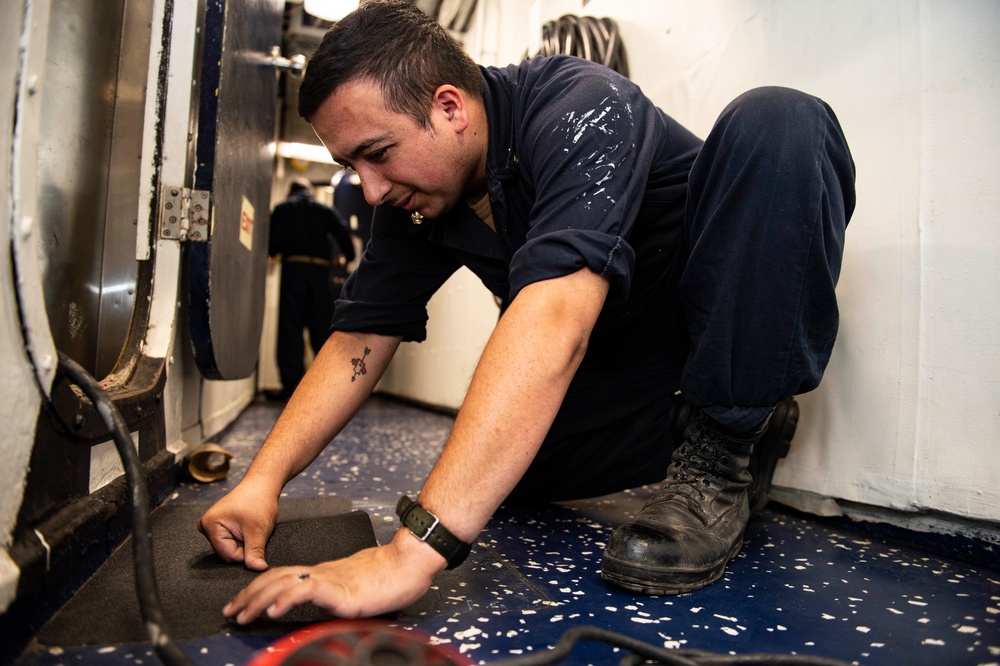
[419,201,459,220]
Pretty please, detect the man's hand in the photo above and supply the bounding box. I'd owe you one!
[197,480,279,571]
[222,526,447,622]
[197,333,400,570]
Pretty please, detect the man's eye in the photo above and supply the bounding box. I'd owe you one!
[369,147,389,161]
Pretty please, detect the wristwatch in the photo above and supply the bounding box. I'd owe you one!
[395,495,471,569]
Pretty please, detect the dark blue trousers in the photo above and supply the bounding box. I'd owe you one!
[509,87,856,503]
[277,262,339,393]
[682,87,856,432]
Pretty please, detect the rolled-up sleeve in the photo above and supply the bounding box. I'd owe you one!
[510,228,635,300]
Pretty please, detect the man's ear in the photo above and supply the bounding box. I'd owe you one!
[432,85,470,132]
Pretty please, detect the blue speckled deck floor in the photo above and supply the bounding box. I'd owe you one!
[18,397,1000,666]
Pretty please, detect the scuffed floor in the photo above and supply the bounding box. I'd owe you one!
[16,396,1000,665]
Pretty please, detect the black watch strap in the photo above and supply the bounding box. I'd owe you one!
[395,495,471,569]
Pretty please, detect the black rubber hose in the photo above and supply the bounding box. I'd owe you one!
[489,624,857,666]
[57,352,195,666]
[491,625,700,666]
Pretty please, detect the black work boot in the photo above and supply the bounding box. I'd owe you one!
[747,398,798,513]
[667,394,798,514]
[601,409,770,595]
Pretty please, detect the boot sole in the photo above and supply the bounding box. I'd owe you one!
[600,538,744,596]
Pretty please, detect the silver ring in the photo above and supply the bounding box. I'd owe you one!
[297,572,310,582]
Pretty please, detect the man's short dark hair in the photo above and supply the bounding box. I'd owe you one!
[298,0,485,128]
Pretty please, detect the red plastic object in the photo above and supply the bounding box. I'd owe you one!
[245,620,477,666]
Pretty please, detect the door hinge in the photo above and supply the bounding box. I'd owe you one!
[159,186,210,242]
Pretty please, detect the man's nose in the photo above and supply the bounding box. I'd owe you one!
[355,166,391,207]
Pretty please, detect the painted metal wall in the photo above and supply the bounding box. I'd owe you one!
[0,0,46,615]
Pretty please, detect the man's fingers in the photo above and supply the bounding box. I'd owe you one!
[227,569,303,623]
[197,513,271,568]
[242,523,270,571]
[201,522,245,563]
[244,547,268,571]
[266,575,331,619]
[229,570,354,623]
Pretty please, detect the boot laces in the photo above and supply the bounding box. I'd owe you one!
[653,432,727,504]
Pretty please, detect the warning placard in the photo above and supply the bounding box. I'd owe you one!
[239,196,254,251]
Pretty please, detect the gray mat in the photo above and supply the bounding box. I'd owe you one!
[36,497,378,646]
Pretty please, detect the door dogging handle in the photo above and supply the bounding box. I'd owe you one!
[269,46,306,77]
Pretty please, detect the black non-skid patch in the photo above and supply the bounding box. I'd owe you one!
[36,497,376,646]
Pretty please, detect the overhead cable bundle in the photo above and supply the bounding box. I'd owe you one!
[536,14,630,78]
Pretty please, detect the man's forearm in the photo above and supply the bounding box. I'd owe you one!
[244,330,402,493]
[417,268,610,544]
